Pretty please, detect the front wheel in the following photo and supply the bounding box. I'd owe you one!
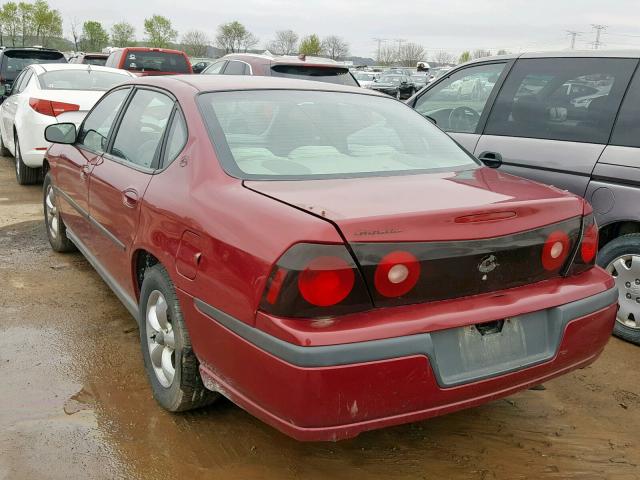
[43,172,76,253]
[139,264,219,411]
[598,233,640,345]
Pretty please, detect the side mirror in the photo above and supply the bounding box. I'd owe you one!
[45,123,77,144]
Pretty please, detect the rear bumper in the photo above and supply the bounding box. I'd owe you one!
[184,285,617,441]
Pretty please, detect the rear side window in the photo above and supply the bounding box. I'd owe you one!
[270,65,358,86]
[223,60,249,75]
[485,58,637,144]
[121,51,190,73]
[1,50,66,82]
[163,110,187,165]
[610,70,640,148]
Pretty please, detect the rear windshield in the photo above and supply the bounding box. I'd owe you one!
[1,50,66,82]
[198,90,477,179]
[83,56,107,66]
[39,70,131,91]
[122,51,189,73]
[270,65,358,86]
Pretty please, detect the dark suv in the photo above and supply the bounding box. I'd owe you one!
[202,53,359,86]
[0,47,66,99]
[409,51,640,344]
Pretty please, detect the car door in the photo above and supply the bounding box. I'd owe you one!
[1,68,30,152]
[54,87,131,241]
[585,66,640,228]
[411,61,511,153]
[476,56,638,197]
[88,87,175,294]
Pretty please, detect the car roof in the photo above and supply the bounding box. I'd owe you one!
[222,53,345,68]
[31,63,136,76]
[461,49,640,66]
[112,47,187,55]
[128,74,386,96]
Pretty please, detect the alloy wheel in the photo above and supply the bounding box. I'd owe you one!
[145,290,176,387]
[45,184,59,239]
[606,254,640,329]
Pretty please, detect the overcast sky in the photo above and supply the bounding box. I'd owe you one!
[51,0,640,58]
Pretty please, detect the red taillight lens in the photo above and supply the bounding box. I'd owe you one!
[374,250,421,297]
[298,256,355,306]
[29,98,80,117]
[580,222,598,263]
[542,230,570,271]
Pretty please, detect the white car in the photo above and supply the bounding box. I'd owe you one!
[0,63,135,184]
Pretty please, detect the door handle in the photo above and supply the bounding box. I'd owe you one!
[122,189,139,208]
[478,151,503,168]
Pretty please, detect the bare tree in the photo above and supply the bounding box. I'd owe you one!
[266,29,298,55]
[472,49,491,59]
[397,42,426,67]
[216,21,257,53]
[321,35,349,60]
[182,29,209,57]
[433,50,455,65]
[240,32,258,52]
[377,44,397,66]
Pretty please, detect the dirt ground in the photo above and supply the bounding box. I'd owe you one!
[0,156,639,480]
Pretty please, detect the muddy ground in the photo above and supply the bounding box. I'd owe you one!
[0,156,638,480]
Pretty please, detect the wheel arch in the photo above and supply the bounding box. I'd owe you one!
[132,248,161,300]
[599,220,640,249]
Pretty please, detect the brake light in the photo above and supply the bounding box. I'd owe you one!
[580,222,598,263]
[298,256,355,306]
[374,251,421,297]
[542,230,570,271]
[259,243,372,318]
[29,98,79,117]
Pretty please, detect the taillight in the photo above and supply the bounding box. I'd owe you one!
[259,243,372,318]
[541,230,570,271]
[567,214,598,275]
[29,98,79,117]
[374,250,421,297]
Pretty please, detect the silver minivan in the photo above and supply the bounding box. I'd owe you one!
[409,51,640,345]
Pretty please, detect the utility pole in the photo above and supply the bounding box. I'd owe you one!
[394,38,406,58]
[566,30,581,49]
[373,37,388,63]
[591,24,607,50]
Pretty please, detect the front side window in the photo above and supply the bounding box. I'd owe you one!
[485,58,637,144]
[198,90,477,179]
[110,89,174,168]
[38,70,131,91]
[78,88,130,153]
[414,63,506,133]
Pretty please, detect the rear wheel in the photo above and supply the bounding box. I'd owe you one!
[0,130,10,157]
[43,172,76,253]
[598,233,640,345]
[139,264,219,411]
[14,132,40,185]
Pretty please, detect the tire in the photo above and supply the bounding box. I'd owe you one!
[139,264,219,411]
[43,172,76,253]
[14,132,40,185]
[0,130,10,157]
[598,233,640,345]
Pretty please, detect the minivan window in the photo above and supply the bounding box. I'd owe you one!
[414,63,506,133]
[270,65,358,86]
[485,58,637,144]
[121,51,189,73]
[610,70,640,148]
[1,50,66,83]
[198,90,477,179]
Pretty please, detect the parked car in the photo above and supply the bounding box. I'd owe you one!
[0,63,135,184]
[411,72,429,90]
[369,73,416,99]
[201,53,359,86]
[428,66,453,84]
[105,47,193,76]
[191,59,213,74]
[0,47,66,101]
[408,50,640,344]
[354,71,377,88]
[69,52,109,66]
[42,74,616,441]
[387,67,415,76]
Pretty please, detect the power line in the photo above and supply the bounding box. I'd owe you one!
[372,37,388,60]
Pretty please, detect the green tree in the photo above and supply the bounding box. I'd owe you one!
[299,34,322,56]
[82,20,109,52]
[215,21,257,53]
[144,14,176,48]
[0,2,20,46]
[17,2,34,46]
[32,0,61,46]
[111,21,135,47]
[459,50,471,63]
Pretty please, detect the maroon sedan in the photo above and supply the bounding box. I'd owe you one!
[42,75,617,441]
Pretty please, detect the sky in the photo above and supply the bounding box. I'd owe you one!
[50,0,640,58]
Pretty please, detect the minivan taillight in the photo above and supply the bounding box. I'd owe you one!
[259,243,372,318]
[29,98,79,117]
